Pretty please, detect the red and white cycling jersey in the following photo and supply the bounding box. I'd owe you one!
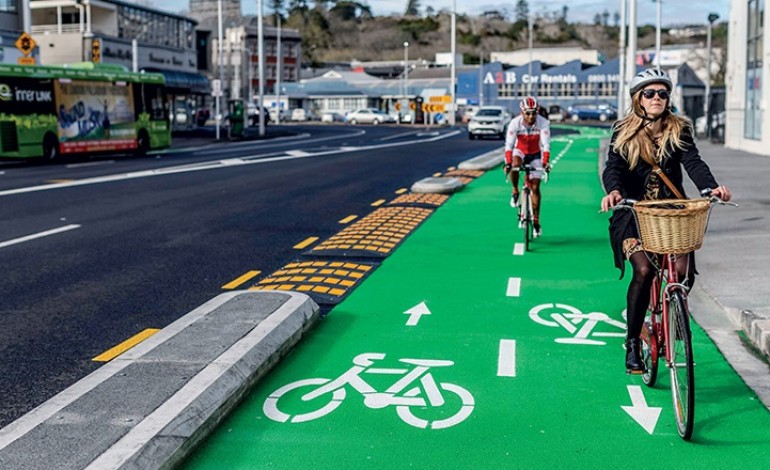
[504,115,551,164]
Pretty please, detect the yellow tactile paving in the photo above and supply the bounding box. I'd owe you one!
[443,169,485,178]
[388,193,450,207]
[307,206,433,257]
[249,260,376,304]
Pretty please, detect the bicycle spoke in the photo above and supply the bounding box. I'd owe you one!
[668,291,694,440]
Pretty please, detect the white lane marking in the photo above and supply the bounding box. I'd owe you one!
[286,149,311,157]
[404,301,431,326]
[497,339,516,377]
[0,224,81,249]
[621,385,662,435]
[506,277,521,297]
[513,243,525,255]
[0,130,461,198]
[66,160,116,168]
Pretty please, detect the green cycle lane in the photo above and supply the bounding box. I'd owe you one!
[183,132,770,469]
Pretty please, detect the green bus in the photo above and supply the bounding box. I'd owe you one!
[0,62,170,160]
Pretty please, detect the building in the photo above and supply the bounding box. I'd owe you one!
[725,1,765,154]
[491,47,602,67]
[26,0,208,128]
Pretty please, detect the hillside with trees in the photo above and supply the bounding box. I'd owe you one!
[256,1,726,82]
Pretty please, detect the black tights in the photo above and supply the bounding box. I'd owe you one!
[625,251,694,340]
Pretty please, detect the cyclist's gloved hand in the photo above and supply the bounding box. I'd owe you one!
[542,152,550,172]
[504,163,512,173]
[544,163,551,173]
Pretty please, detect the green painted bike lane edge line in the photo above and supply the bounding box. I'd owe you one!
[183,134,770,470]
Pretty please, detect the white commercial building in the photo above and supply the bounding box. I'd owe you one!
[725,0,766,154]
[491,47,602,66]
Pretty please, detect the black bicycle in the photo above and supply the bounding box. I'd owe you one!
[507,164,547,251]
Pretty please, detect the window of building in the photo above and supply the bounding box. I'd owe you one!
[0,0,16,12]
[745,0,764,140]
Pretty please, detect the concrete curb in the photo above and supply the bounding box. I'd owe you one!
[458,148,504,170]
[0,291,319,470]
[410,176,464,194]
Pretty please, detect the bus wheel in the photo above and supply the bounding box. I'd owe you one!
[42,134,60,161]
[135,130,150,157]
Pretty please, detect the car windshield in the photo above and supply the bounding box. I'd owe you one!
[476,109,502,117]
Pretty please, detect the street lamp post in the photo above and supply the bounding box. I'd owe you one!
[257,0,265,136]
[216,0,223,140]
[404,41,409,121]
[276,13,282,124]
[528,14,533,94]
[449,0,456,125]
[618,0,627,115]
[655,0,662,70]
[705,12,719,139]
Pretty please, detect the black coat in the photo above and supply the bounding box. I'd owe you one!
[602,127,720,277]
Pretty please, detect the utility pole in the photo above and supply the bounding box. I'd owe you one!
[216,0,223,140]
[258,0,265,136]
[625,0,638,111]
[449,0,456,125]
[705,13,720,139]
[618,0,627,115]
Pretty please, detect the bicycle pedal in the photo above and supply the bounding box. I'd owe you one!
[626,368,645,375]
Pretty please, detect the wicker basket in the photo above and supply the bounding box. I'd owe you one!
[635,199,711,254]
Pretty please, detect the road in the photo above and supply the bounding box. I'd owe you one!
[181,129,770,468]
[0,124,502,428]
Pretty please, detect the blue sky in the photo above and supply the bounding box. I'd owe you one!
[148,0,729,27]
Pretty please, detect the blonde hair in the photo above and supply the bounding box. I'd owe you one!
[611,93,693,169]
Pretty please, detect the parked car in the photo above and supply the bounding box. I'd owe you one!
[246,103,270,126]
[345,108,396,125]
[695,110,726,136]
[269,107,291,123]
[390,112,413,123]
[467,105,511,140]
[566,103,617,122]
[290,108,318,122]
[321,111,345,123]
[547,105,568,122]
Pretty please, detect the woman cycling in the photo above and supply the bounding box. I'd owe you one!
[599,68,732,374]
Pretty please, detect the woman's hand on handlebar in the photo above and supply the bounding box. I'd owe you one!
[710,185,732,202]
[601,190,623,212]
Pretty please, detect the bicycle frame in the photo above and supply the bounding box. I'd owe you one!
[647,254,690,366]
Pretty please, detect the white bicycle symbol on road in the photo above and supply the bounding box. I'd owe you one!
[529,303,626,345]
[263,352,474,429]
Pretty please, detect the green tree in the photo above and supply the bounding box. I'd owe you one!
[405,0,420,16]
[515,0,529,22]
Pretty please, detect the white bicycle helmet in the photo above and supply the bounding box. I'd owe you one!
[629,68,673,96]
[519,96,538,112]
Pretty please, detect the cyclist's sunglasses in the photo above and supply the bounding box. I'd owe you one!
[640,89,670,100]
[523,110,537,116]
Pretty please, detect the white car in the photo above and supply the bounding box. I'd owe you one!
[467,106,511,140]
[321,111,345,123]
[346,108,395,125]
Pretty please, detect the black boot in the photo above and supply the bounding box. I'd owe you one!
[625,338,644,374]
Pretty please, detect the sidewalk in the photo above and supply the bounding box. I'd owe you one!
[0,137,767,468]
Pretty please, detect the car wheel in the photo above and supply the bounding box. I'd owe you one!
[599,114,608,122]
[469,133,476,140]
[350,119,357,125]
[571,114,580,122]
[372,119,380,125]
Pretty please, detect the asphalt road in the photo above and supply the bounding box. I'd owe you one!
[0,124,504,428]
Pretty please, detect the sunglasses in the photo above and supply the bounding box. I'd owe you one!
[524,111,537,116]
[640,89,670,100]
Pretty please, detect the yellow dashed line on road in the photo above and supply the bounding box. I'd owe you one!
[371,199,386,207]
[339,215,358,224]
[433,172,442,177]
[395,188,408,194]
[46,179,75,184]
[294,236,319,249]
[222,270,261,289]
[93,328,160,362]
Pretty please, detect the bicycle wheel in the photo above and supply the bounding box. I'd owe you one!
[521,190,531,251]
[641,319,658,386]
[668,291,694,440]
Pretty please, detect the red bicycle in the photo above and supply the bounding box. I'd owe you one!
[614,192,734,440]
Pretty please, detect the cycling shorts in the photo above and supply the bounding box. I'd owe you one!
[511,149,545,180]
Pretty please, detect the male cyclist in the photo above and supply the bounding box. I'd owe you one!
[504,96,551,238]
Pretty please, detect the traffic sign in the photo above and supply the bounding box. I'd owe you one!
[211,79,222,97]
[91,39,101,63]
[15,32,36,56]
[17,57,35,65]
[422,103,445,113]
[429,95,452,104]
[394,102,401,111]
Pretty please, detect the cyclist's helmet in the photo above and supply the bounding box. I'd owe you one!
[519,96,538,112]
[629,68,673,96]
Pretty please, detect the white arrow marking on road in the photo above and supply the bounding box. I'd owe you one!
[404,301,431,326]
[506,277,521,297]
[621,385,662,435]
[497,339,516,377]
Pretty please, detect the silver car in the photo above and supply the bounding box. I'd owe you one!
[346,108,396,125]
[467,106,511,140]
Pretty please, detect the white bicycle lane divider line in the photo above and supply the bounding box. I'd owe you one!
[262,352,475,430]
[0,224,81,249]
